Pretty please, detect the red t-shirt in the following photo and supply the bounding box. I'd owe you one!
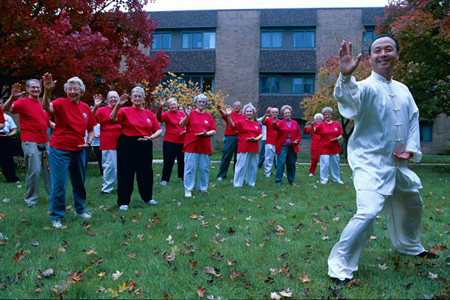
[95,106,122,150]
[116,107,161,137]
[235,119,262,153]
[303,124,321,151]
[315,121,343,155]
[12,97,49,143]
[0,106,5,123]
[222,111,245,135]
[50,98,97,151]
[157,107,186,144]
[182,110,216,155]
[264,117,277,145]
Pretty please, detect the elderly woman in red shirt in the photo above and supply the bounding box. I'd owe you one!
[273,105,301,185]
[111,87,162,210]
[312,107,343,185]
[303,113,324,176]
[157,97,186,186]
[226,103,262,187]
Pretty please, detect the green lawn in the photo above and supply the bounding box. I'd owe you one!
[0,161,448,299]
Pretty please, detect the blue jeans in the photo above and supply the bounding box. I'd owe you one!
[258,140,266,168]
[275,146,297,184]
[49,147,87,220]
[217,135,238,179]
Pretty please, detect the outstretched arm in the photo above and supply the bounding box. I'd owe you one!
[110,94,129,122]
[4,83,25,113]
[42,73,56,114]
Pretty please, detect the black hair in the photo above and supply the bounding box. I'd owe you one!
[368,34,399,55]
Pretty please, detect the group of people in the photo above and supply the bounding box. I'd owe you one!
[0,34,438,285]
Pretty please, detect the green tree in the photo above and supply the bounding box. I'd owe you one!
[376,0,450,118]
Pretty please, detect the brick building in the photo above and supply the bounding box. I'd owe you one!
[146,8,449,155]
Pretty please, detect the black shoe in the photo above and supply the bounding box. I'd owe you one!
[331,277,351,285]
[416,251,439,259]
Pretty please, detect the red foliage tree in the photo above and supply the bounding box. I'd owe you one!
[0,0,170,103]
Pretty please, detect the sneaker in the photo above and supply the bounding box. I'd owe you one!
[217,177,223,181]
[119,205,128,210]
[335,180,344,184]
[145,199,158,205]
[52,220,62,229]
[185,191,192,197]
[308,173,314,177]
[161,181,167,186]
[320,181,327,185]
[75,212,92,219]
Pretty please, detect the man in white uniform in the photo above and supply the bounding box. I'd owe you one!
[328,35,438,285]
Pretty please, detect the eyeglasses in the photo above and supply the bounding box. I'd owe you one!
[66,87,80,92]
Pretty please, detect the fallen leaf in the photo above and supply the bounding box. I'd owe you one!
[230,270,243,281]
[31,241,39,247]
[67,271,83,282]
[189,213,198,219]
[204,267,222,278]
[321,236,331,241]
[227,258,237,266]
[86,230,96,236]
[84,249,97,255]
[196,286,206,298]
[275,225,285,235]
[428,272,438,280]
[299,272,311,283]
[189,259,197,269]
[13,250,27,263]
[98,271,107,277]
[111,270,123,281]
[165,251,176,263]
[128,252,136,259]
[378,263,389,270]
[41,268,54,278]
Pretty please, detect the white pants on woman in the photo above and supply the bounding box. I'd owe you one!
[184,152,210,192]
[328,187,425,280]
[233,152,258,187]
[264,144,276,177]
[101,150,117,193]
[320,154,340,183]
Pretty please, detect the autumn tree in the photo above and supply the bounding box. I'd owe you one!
[376,0,450,118]
[152,73,228,133]
[0,0,170,103]
[300,55,372,157]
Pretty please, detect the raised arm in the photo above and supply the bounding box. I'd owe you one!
[42,73,56,114]
[225,106,235,130]
[216,104,226,117]
[92,94,103,116]
[338,41,362,76]
[110,93,129,122]
[3,83,25,113]
[179,105,191,127]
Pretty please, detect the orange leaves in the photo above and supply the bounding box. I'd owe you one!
[67,271,83,283]
[13,250,28,263]
[196,286,206,298]
[298,272,311,283]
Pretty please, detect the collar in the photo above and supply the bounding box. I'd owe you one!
[371,71,392,84]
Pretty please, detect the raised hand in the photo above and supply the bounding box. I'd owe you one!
[11,83,25,99]
[93,94,103,107]
[338,41,362,76]
[224,106,232,115]
[159,96,165,106]
[42,73,56,91]
[118,93,130,106]
[183,105,191,116]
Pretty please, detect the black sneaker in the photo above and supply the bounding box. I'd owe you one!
[331,277,351,285]
[416,251,439,259]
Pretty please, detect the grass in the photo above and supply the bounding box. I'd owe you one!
[0,160,448,299]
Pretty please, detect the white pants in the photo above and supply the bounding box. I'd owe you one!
[328,187,425,280]
[184,152,210,192]
[101,150,117,193]
[233,152,258,187]
[320,154,340,183]
[264,144,276,177]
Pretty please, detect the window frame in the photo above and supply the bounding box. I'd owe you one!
[152,32,172,50]
[260,76,281,94]
[293,30,315,48]
[182,31,216,49]
[292,76,315,95]
[261,30,283,49]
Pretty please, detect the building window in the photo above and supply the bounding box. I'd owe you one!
[260,77,280,94]
[181,75,215,92]
[182,32,216,49]
[293,31,315,48]
[293,77,314,94]
[419,120,433,142]
[152,33,172,50]
[261,31,282,48]
[363,27,375,52]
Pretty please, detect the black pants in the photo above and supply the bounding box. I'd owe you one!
[116,134,153,206]
[0,136,19,182]
[162,141,184,182]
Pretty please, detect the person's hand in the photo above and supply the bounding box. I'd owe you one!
[338,41,362,76]
[0,133,9,138]
[138,136,152,142]
[77,143,90,148]
[42,73,56,91]
[180,130,186,135]
[225,106,232,115]
[118,93,129,106]
[246,137,258,142]
[215,104,222,110]
[195,130,209,137]
[183,105,191,115]
[159,96,165,106]
[330,138,338,142]
[394,151,413,160]
[93,94,103,107]
[11,83,25,99]
[292,140,300,145]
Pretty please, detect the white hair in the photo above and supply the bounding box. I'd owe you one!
[243,103,256,114]
[64,77,85,93]
[107,91,119,100]
[322,107,333,114]
[131,86,145,98]
[193,94,208,104]
[167,98,177,106]
[314,113,324,121]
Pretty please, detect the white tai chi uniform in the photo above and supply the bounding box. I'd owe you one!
[328,72,425,280]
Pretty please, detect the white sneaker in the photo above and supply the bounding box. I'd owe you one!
[320,181,327,185]
[52,220,62,229]
[217,177,223,181]
[309,173,314,177]
[119,205,129,210]
[335,180,344,184]
[161,181,167,186]
[75,212,92,219]
[145,199,158,205]
[184,191,192,197]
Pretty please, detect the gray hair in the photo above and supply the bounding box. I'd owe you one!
[193,94,208,104]
[281,105,292,115]
[271,107,279,113]
[167,98,177,106]
[26,79,40,88]
[64,77,85,93]
[243,103,256,115]
[131,86,145,98]
[107,91,119,100]
[322,107,333,114]
[314,113,324,121]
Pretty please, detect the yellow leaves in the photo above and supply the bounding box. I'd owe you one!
[189,213,198,219]
[298,272,311,283]
[98,271,107,278]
